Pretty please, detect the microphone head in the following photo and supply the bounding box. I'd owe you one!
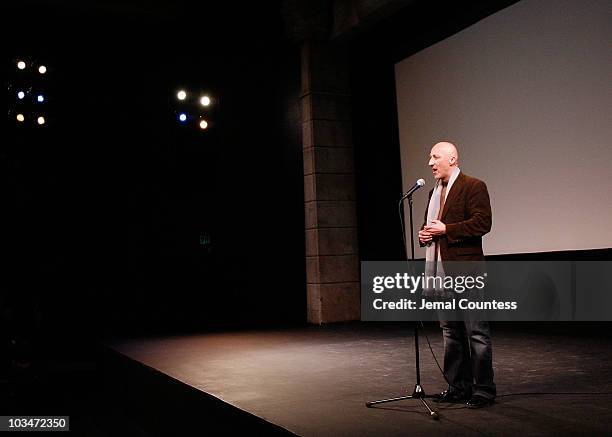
[417,178,425,187]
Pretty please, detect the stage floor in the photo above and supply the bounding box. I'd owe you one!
[109,323,612,436]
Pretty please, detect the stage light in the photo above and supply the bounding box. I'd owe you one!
[199,96,211,107]
[37,94,45,103]
[37,116,45,125]
[178,113,187,122]
[177,90,187,101]
[38,65,47,74]
[17,91,25,100]
[16,114,25,122]
[199,119,208,130]
[17,61,26,70]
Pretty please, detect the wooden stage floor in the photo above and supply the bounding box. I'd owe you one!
[108,323,612,436]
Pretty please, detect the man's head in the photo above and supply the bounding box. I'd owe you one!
[428,141,459,182]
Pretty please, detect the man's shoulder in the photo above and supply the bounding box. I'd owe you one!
[459,173,487,189]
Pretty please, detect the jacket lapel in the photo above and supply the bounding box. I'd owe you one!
[441,171,465,221]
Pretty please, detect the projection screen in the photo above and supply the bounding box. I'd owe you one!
[395,0,612,256]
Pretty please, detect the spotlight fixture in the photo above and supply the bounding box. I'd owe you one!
[9,58,52,128]
[171,86,216,130]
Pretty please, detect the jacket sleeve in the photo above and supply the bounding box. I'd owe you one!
[445,180,492,243]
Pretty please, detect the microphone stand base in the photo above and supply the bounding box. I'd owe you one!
[365,384,439,419]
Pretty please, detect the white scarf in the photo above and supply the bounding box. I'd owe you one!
[424,167,460,293]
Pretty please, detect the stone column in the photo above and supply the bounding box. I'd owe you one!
[301,41,360,323]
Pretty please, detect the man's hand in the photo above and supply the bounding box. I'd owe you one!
[424,219,446,236]
[418,229,433,245]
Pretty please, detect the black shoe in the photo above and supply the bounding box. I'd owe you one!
[466,395,494,409]
[433,389,470,403]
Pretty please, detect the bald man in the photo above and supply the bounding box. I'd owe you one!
[419,141,496,408]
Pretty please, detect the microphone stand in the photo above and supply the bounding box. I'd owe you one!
[365,192,439,420]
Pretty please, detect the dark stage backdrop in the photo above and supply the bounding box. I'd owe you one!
[1,1,305,339]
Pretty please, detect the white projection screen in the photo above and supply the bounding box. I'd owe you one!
[396,0,612,256]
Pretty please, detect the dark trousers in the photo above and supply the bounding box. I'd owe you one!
[439,319,496,399]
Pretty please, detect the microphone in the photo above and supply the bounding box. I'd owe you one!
[400,178,425,200]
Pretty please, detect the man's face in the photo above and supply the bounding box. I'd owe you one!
[428,145,455,182]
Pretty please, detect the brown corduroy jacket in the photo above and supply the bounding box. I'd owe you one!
[421,172,492,261]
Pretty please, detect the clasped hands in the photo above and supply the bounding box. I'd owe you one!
[418,219,446,244]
